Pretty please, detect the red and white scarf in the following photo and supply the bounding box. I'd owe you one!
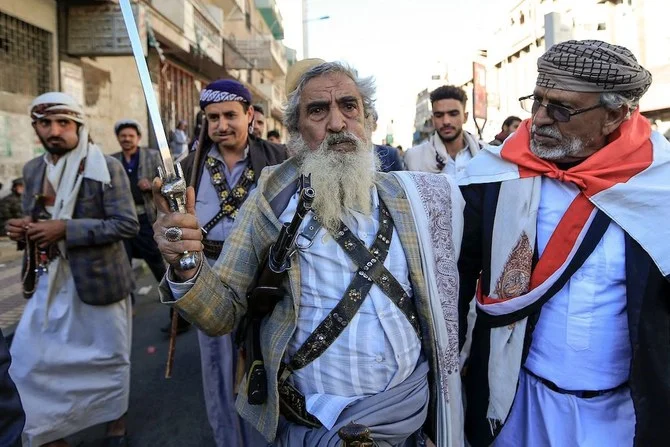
[462,111,670,316]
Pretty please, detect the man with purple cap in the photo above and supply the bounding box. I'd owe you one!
[173,79,287,447]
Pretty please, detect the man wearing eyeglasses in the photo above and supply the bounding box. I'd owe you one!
[458,40,670,446]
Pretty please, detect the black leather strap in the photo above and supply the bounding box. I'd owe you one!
[331,203,421,341]
[288,201,395,371]
[278,200,421,427]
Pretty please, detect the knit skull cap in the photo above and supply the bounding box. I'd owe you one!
[114,118,143,135]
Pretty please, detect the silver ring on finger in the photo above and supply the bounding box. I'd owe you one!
[164,226,183,242]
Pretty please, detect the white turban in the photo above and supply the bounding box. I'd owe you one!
[29,92,85,124]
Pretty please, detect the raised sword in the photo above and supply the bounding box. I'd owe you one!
[119,0,197,378]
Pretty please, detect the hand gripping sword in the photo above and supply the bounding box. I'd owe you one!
[119,0,197,378]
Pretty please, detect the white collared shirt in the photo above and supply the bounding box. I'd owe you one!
[404,132,474,177]
[442,145,473,177]
[280,186,421,429]
[524,178,632,390]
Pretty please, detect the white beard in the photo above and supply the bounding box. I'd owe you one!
[530,124,584,161]
[290,130,379,234]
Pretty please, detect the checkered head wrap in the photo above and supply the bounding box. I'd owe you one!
[537,40,652,100]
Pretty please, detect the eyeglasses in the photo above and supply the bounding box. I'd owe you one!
[518,94,603,123]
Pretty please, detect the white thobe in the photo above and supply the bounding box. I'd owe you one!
[494,178,635,446]
[10,265,131,447]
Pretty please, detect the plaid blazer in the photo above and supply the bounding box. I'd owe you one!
[22,154,139,306]
[111,147,162,223]
[160,157,440,442]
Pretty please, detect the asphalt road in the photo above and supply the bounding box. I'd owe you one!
[66,269,216,447]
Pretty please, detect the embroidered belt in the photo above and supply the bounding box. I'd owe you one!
[202,156,254,232]
[278,365,323,428]
[202,239,224,259]
[523,367,628,399]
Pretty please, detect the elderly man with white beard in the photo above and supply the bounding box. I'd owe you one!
[153,61,465,446]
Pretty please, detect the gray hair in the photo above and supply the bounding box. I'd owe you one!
[283,62,376,133]
[600,92,638,119]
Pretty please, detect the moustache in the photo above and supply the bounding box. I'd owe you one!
[47,138,65,144]
[532,124,561,139]
[326,133,358,146]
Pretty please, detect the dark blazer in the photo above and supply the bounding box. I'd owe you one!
[458,182,670,447]
[182,135,288,193]
[111,147,162,222]
[375,144,404,172]
[22,155,140,306]
[0,329,24,447]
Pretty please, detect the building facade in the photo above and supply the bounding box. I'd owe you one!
[486,0,670,135]
[0,0,293,192]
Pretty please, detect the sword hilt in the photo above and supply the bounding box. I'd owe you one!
[158,162,199,271]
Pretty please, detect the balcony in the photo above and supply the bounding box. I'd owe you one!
[152,0,223,65]
[254,0,284,40]
[259,81,285,118]
[223,35,286,75]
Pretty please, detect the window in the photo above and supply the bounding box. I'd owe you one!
[0,12,52,96]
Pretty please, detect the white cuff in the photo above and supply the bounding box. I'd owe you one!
[166,261,202,301]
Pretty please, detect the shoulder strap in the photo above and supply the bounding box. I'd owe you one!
[478,209,612,327]
[287,200,421,372]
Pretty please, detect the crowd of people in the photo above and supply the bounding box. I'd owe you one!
[1,38,669,447]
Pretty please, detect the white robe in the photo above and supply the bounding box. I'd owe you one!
[10,263,131,447]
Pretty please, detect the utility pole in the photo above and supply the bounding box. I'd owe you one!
[302,0,309,58]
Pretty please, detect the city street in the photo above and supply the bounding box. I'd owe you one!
[0,243,218,446]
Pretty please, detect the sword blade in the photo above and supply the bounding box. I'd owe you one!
[119,0,175,178]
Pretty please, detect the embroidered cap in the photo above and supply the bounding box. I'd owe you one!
[199,79,252,110]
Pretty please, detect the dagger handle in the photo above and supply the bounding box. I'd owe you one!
[159,162,199,271]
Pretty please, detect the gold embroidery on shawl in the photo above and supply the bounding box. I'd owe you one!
[494,233,533,299]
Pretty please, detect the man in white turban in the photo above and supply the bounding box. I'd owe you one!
[5,92,139,447]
